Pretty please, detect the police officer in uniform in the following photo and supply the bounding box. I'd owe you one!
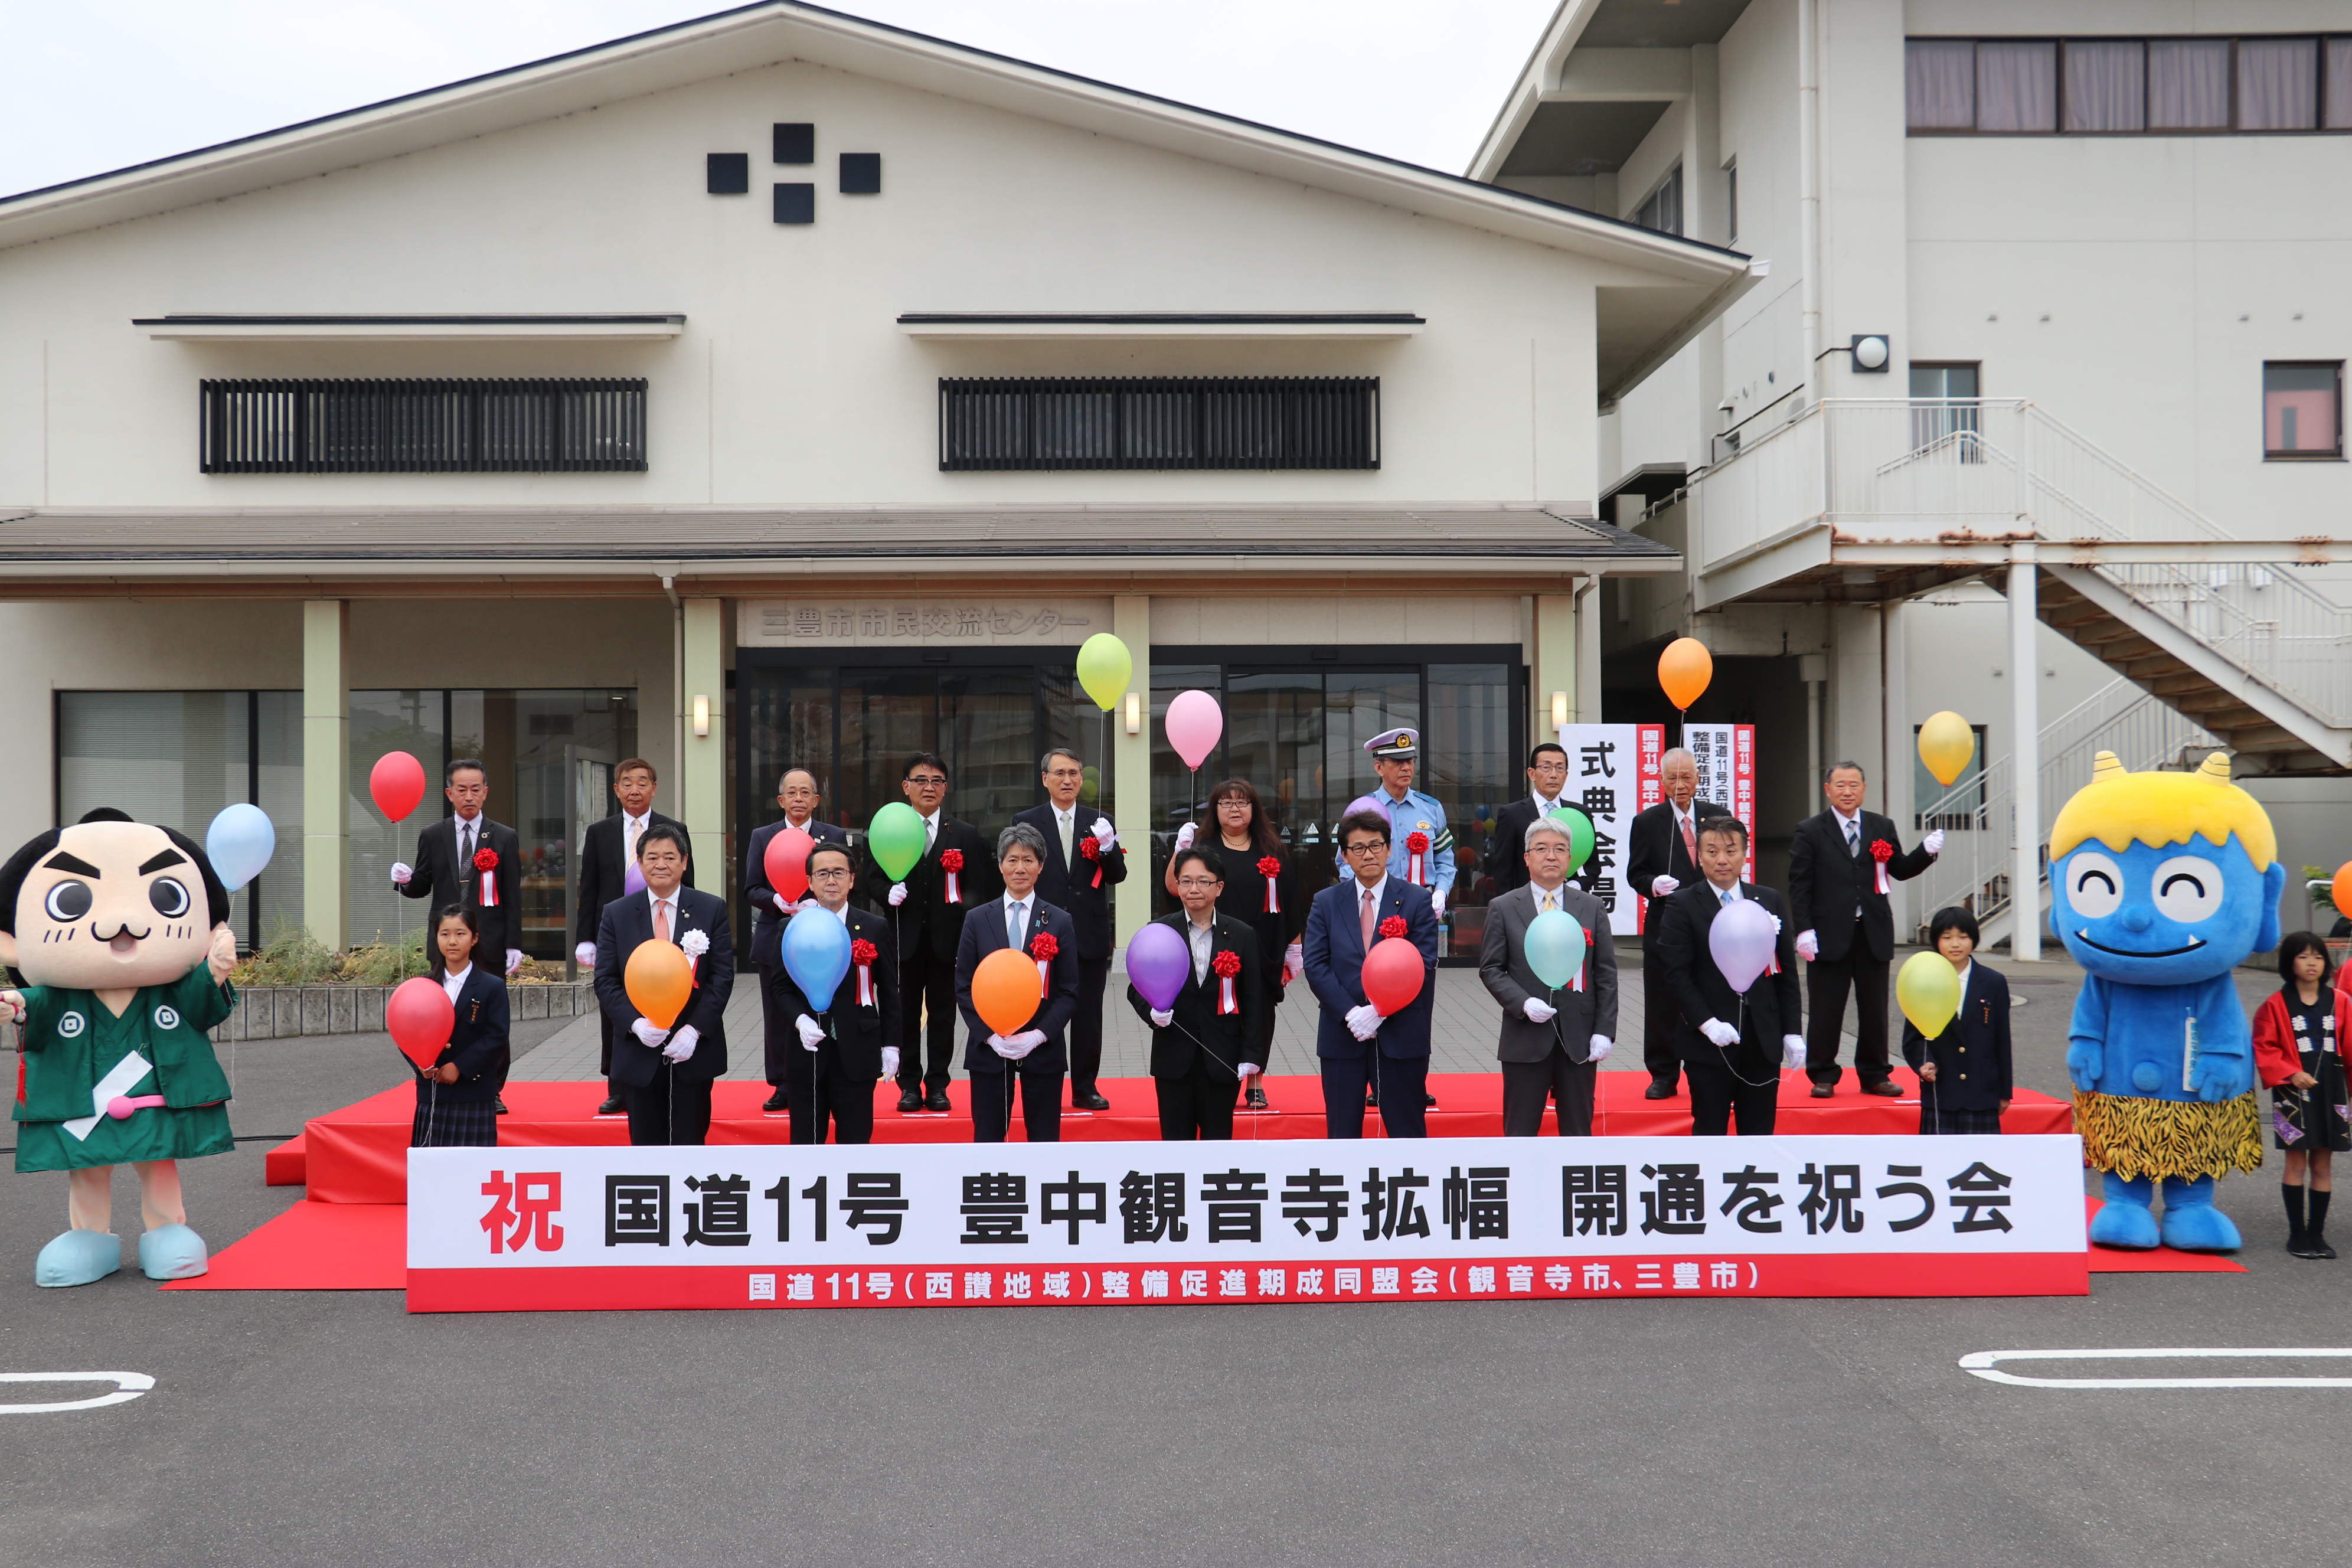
[1340,727,1453,1110]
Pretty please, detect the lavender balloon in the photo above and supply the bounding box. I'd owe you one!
[1126,922,1191,1012]
[1708,900,1779,994]
[623,858,646,897]
[1340,793,1392,831]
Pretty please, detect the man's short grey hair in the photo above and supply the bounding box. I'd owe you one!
[777,767,818,794]
[1660,746,1697,772]
[996,822,1048,861]
[1038,747,1083,774]
[1825,760,1867,783]
[1523,818,1574,851]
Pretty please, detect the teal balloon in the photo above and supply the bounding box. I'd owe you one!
[867,802,927,883]
[1544,805,1596,873]
[205,803,276,893]
[781,903,852,1012]
[1523,907,1587,991]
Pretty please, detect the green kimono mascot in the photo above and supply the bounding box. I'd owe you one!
[1,809,240,1286]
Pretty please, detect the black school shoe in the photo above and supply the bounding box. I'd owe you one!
[494,1097,509,1115]
[596,1095,626,1117]
[925,1090,952,1113]
[897,1089,923,1113]
[762,1090,789,1114]
[1645,1081,1677,1100]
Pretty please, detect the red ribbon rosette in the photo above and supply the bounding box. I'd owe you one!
[1378,914,1409,940]
[851,937,878,1006]
[472,845,501,907]
[1404,830,1430,886]
[939,847,965,903]
[1078,834,1103,887]
[1211,946,1243,1015]
[1027,929,1059,989]
[1869,838,1894,896]
[1257,854,1283,913]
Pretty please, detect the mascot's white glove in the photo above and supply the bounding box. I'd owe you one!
[1283,942,1304,985]
[1092,819,1118,848]
[574,942,596,968]
[1650,875,1680,899]
[208,926,238,982]
[505,949,524,976]
[880,1047,900,1080]
[1795,930,1820,962]
[1430,888,1448,921]
[1781,1034,1809,1070]
[1345,1004,1382,1041]
[1238,1061,1262,1079]
[796,1015,825,1051]
[631,1017,671,1049]
[390,861,413,886]
[662,1025,698,1064]
[1522,997,1557,1024]
[1923,829,1946,855]
[887,883,908,907]
[1174,823,1197,852]
[1589,1035,1614,1063]
[1700,1018,1742,1048]
[1149,1008,1175,1028]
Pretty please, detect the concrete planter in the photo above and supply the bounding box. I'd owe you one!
[210,982,594,1041]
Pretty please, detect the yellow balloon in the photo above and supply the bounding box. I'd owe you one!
[1075,633,1132,713]
[1917,711,1976,788]
[1896,951,1962,1038]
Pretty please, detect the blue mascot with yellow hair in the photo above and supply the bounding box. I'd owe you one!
[2051,750,2283,1250]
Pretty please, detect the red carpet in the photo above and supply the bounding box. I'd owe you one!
[272,1070,2073,1205]
[160,1202,406,1291]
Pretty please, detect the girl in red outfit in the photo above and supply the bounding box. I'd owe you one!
[2253,932,2352,1259]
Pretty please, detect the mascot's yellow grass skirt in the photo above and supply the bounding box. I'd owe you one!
[2073,1090,2263,1182]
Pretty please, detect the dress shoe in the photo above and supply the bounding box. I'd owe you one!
[925,1090,952,1113]
[1075,1090,1111,1112]
[1366,1086,1379,1108]
[494,1096,509,1115]
[1861,1080,1902,1097]
[1809,1084,1835,1099]
[897,1090,923,1113]
[595,1095,626,1117]
[762,1090,790,1114]
[1643,1081,1676,1100]
[1423,1091,1438,1108]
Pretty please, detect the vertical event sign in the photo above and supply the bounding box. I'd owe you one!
[1556,724,1645,936]
[1683,724,1758,883]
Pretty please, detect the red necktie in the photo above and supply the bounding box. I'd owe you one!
[1679,815,1697,870]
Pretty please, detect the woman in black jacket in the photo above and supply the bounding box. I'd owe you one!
[1165,779,1302,1110]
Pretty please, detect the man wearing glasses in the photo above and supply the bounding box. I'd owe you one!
[1490,742,1574,897]
[768,841,897,1144]
[1127,847,1266,1140]
[1302,809,1442,1138]
[865,753,997,1114]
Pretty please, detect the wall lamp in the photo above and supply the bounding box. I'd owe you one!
[692,695,711,737]
[1124,691,1142,736]
[1550,690,1569,729]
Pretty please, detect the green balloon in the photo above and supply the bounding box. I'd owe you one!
[867,802,927,883]
[1076,633,1132,713]
[1545,805,1596,874]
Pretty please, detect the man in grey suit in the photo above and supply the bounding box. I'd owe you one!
[1478,815,1619,1136]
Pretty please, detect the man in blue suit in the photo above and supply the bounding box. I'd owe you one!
[955,824,1082,1144]
[593,825,734,1146]
[1304,808,1442,1137]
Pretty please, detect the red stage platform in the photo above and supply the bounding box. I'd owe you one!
[266,1070,2074,1206]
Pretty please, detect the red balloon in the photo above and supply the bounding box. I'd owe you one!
[1361,936,1426,1017]
[764,825,815,906]
[387,975,455,1073]
[370,751,428,824]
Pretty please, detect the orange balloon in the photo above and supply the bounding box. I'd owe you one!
[1658,637,1713,711]
[2334,861,2352,920]
[625,940,694,1030]
[971,947,1044,1038]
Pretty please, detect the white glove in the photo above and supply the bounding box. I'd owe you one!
[989,1029,1047,1060]
[772,890,794,912]
[1149,1008,1175,1028]
[1795,930,1819,962]
[574,942,596,968]
[1238,1061,1262,1078]
[1522,997,1557,1024]
[880,1047,900,1080]
[1345,1003,1382,1041]
[1700,1018,1741,1048]
[630,1017,671,1048]
[1092,819,1117,847]
[390,861,413,886]
[796,1015,825,1051]
[1650,875,1679,899]
[1589,1034,1615,1063]
[1174,823,1197,851]
[1283,941,1304,984]
[505,949,523,975]
[1430,888,1447,920]
[1923,829,1945,855]
[663,1025,698,1064]
[887,883,907,907]
[1782,1034,1808,1069]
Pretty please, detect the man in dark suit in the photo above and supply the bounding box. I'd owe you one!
[393,757,524,973]
[1478,816,1619,1136]
[572,757,695,1118]
[769,839,899,1145]
[743,767,847,1118]
[1013,747,1128,1113]
[1624,746,1732,1100]
[592,825,734,1146]
[865,752,999,1115]
[1304,809,1443,1138]
[953,824,1079,1144]
[1656,816,1805,1135]
[1489,741,1573,898]
[1127,846,1268,1141]
[1788,760,1941,1099]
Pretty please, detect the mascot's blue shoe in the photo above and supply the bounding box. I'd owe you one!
[2158,1177,2241,1252]
[137,1224,209,1280]
[35,1230,122,1288]
[2088,1175,2161,1250]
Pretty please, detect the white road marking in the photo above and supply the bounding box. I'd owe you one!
[0,1371,156,1413]
[1961,1348,2352,1389]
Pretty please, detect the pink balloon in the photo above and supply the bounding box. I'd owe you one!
[1164,689,1224,771]
[1708,900,1779,994]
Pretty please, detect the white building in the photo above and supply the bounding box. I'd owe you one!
[0,2,1758,963]
[1473,0,2351,951]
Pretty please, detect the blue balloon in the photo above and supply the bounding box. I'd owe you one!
[205,803,276,893]
[781,907,854,1013]
[1523,907,1588,991]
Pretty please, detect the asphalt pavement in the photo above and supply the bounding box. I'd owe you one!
[0,954,2341,1568]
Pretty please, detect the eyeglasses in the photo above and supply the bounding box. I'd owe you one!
[1175,876,1221,890]
[907,775,948,788]
[1342,839,1389,855]
[809,866,853,880]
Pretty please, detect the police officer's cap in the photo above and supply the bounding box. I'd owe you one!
[1365,727,1419,760]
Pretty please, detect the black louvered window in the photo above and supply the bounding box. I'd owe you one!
[940,377,1378,471]
[200,378,648,473]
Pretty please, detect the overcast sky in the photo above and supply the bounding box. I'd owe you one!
[1,0,1557,198]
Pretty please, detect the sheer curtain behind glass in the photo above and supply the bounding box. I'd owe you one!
[1975,42,2057,132]
[2149,40,2231,130]
[1906,40,1974,129]
[2330,40,2352,129]
[2064,41,2145,131]
[2237,38,2318,130]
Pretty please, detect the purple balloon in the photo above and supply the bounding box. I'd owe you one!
[1127,922,1191,1012]
[623,859,646,897]
[1708,900,1779,994]
[1340,793,1392,831]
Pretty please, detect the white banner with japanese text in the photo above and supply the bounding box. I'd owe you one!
[1554,723,1655,936]
[1682,723,1758,883]
[409,1134,2089,1311]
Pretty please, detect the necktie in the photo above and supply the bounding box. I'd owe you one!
[1060,811,1074,867]
[1007,900,1025,952]
[1679,814,1696,870]
[626,818,640,863]
[654,898,672,943]
[1845,818,1860,857]
[1540,888,1556,914]
[460,821,475,873]
[1720,888,1733,908]
[925,815,937,850]
[1360,887,1377,949]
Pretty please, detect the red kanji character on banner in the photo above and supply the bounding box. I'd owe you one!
[481,1169,564,1254]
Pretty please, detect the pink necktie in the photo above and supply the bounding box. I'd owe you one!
[1680,816,1697,870]
[1360,887,1377,949]
[654,899,672,944]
